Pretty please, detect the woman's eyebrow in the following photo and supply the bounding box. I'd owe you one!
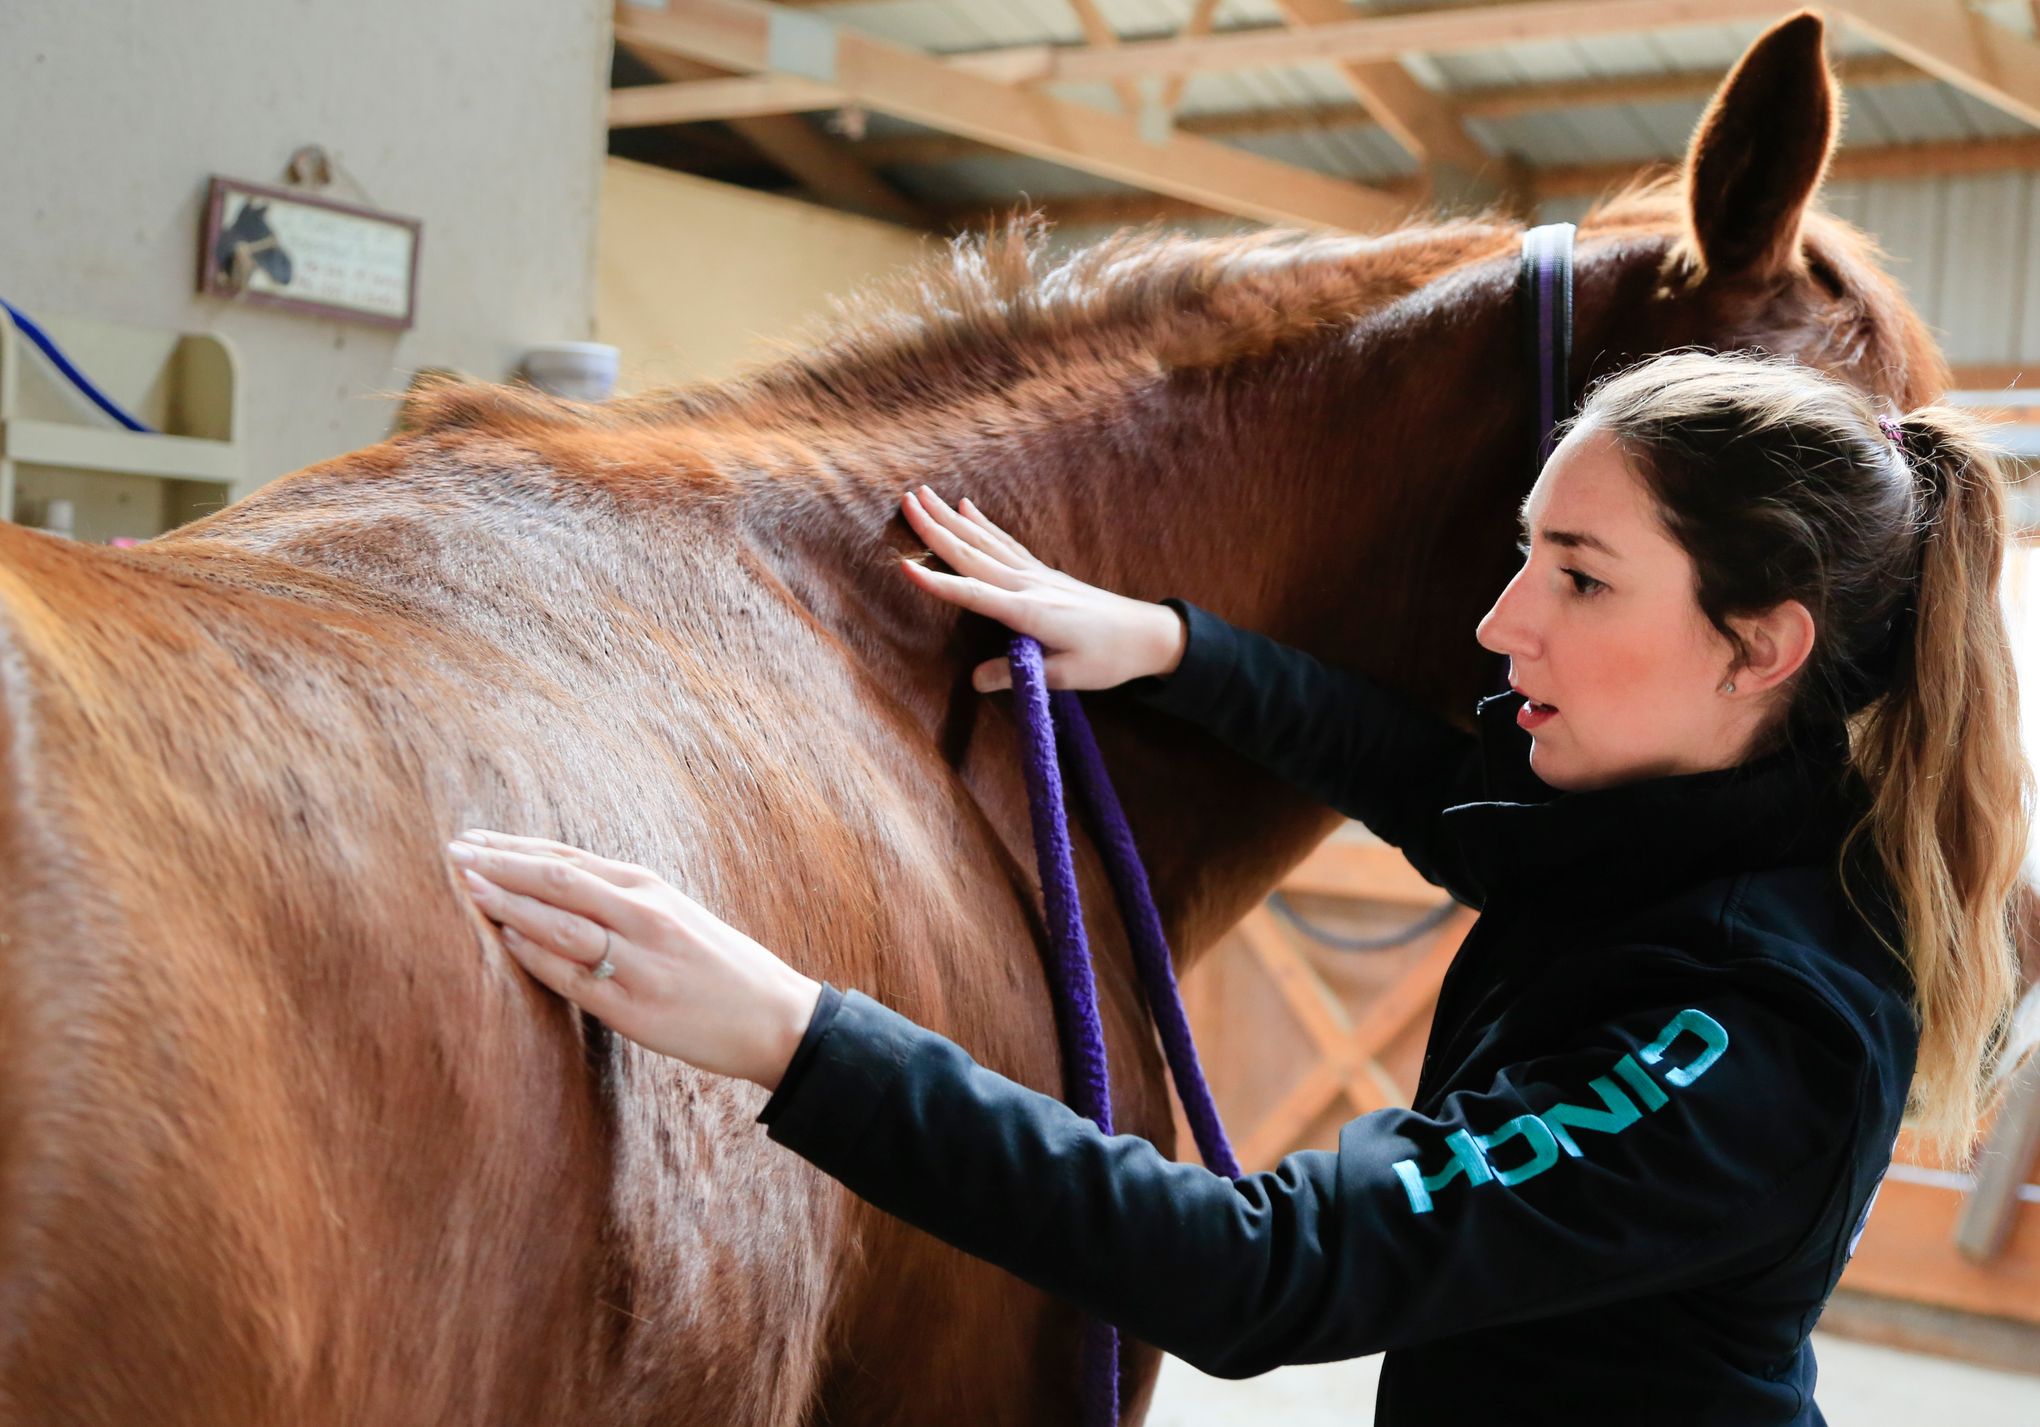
[1516,508,1621,559]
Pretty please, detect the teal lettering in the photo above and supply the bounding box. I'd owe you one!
[1610,1052,1670,1110]
[1391,1008,1730,1215]
[1639,1008,1730,1087]
[1477,1114,1560,1186]
[1391,1128,1493,1214]
[1541,1075,1642,1158]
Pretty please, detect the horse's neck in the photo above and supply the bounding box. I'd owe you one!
[740,256,1532,966]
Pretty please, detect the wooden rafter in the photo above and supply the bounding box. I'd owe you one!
[966,0,1803,87]
[609,32,1920,144]
[1156,0,1224,122]
[1833,0,2040,130]
[1270,0,1493,178]
[839,54,1920,170]
[622,45,925,227]
[610,73,844,126]
[1065,0,1145,117]
[615,0,1411,232]
[938,133,2040,232]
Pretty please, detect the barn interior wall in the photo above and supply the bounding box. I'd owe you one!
[598,159,932,393]
[0,0,611,500]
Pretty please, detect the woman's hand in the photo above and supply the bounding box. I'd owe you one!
[447,830,824,1090]
[898,484,1187,693]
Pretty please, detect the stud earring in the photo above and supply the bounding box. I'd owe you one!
[1720,680,1736,694]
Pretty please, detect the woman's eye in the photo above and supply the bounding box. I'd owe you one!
[1519,540,1603,596]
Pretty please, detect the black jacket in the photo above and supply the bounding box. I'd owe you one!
[757,598,1919,1425]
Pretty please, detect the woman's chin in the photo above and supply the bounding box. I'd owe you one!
[1526,742,1587,792]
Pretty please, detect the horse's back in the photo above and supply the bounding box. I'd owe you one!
[0,520,842,1426]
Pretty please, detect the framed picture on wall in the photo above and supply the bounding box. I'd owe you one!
[198,176,422,330]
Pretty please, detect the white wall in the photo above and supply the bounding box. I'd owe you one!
[0,0,611,498]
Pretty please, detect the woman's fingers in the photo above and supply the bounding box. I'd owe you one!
[971,656,1011,693]
[903,491,1027,589]
[459,866,614,966]
[448,843,645,939]
[958,497,1041,567]
[896,559,1025,624]
[905,487,1034,573]
[499,922,628,1006]
[455,829,649,887]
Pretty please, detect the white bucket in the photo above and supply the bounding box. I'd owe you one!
[519,342,620,402]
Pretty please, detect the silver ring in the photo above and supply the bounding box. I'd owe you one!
[591,929,617,981]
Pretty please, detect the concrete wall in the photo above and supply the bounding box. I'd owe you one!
[0,0,610,499]
[598,158,931,393]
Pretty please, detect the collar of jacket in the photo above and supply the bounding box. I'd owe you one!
[1443,691,1869,913]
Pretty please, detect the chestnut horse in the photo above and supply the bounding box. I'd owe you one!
[0,16,1955,1427]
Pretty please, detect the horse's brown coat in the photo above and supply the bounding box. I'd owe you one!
[0,15,1959,1425]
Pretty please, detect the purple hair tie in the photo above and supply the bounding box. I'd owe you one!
[1877,414,1905,446]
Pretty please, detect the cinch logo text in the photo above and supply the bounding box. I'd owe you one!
[1389,1008,1729,1214]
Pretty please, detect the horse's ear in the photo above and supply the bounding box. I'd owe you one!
[1682,10,1837,283]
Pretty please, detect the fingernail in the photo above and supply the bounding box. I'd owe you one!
[447,842,475,864]
[456,829,490,845]
[462,869,490,893]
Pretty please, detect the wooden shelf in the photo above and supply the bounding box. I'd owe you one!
[0,418,238,483]
[0,307,241,541]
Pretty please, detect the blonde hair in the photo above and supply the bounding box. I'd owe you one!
[1576,351,2033,1166]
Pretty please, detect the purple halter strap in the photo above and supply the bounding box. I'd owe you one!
[1007,634,1239,1426]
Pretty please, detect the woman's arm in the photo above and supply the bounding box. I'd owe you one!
[1122,597,1484,904]
[756,964,1861,1377]
[448,837,1863,1377]
[896,488,1486,905]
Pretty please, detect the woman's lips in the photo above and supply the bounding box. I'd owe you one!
[1517,698,1558,731]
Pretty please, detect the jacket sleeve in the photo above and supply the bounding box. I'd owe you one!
[757,966,1862,1378]
[1119,598,1485,904]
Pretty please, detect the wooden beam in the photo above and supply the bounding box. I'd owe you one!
[992,0,1802,87]
[847,54,1922,171]
[618,0,1412,232]
[943,133,2040,232]
[1066,0,1146,117]
[613,41,1920,142]
[1533,133,2040,199]
[1459,51,1918,121]
[1157,0,1224,121]
[1283,839,1452,907]
[1271,0,1493,178]
[609,74,844,126]
[624,44,925,227]
[1834,0,2040,130]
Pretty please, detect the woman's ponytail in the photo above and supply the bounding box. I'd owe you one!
[1846,407,2034,1165]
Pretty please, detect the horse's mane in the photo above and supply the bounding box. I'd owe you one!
[399,172,1945,444]
[401,208,1524,441]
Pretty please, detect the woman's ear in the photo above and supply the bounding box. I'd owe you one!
[1726,598,1817,695]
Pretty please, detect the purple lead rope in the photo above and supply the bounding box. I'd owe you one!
[1007,634,1240,1427]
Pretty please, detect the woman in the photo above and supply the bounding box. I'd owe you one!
[444,351,2032,1424]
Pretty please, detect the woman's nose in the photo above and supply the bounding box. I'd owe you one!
[1475,572,1534,658]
